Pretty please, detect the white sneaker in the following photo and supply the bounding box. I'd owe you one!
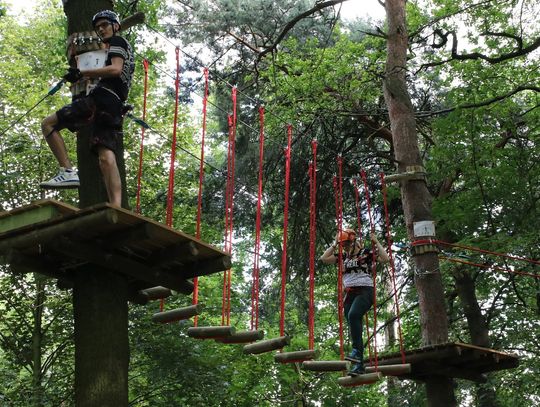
[40,167,80,189]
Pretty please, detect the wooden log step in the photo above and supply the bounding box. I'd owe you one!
[302,360,350,372]
[140,286,172,301]
[187,326,235,339]
[152,304,202,323]
[216,330,264,344]
[338,372,383,387]
[274,350,317,364]
[243,336,290,355]
[365,364,411,376]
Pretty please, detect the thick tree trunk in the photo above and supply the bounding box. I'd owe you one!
[382,1,455,405]
[73,267,129,407]
[31,274,46,407]
[454,269,500,407]
[63,1,130,406]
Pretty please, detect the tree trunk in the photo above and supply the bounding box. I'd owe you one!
[382,1,455,405]
[454,269,500,407]
[63,1,130,405]
[31,274,46,407]
[73,267,129,407]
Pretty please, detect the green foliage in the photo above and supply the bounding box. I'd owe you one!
[1,0,540,405]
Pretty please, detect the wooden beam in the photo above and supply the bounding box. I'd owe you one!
[365,364,411,376]
[146,241,199,267]
[216,330,264,344]
[183,256,232,279]
[105,223,160,249]
[338,372,383,387]
[187,326,235,339]
[5,250,72,286]
[152,304,202,323]
[274,350,317,364]
[0,209,118,253]
[139,286,172,301]
[302,360,350,372]
[243,336,290,355]
[47,237,194,294]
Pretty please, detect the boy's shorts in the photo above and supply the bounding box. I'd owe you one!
[54,87,124,155]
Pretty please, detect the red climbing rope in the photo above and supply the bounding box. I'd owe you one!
[279,125,293,337]
[192,67,210,326]
[251,106,265,331]
[380,173,406,364]
[308,140,318,349]
[412,239,540,267]
[352,178,363,247]
[222,88,238,326]
[440,256,540,279]
[166,47,181,228]
[162,48,181,313]
[360,169,379,369]
[333,156,345,361]
[352,177,373,363]
[135,58,149,215]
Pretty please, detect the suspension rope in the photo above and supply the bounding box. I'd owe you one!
[162,47,181,313]
[332,157,345,360]
[222,87,238,325]
[412,239,540,267]
[440,256,540,279]
[135,59,150,214]
[251,106,265,331]
[308,140,318,349]
[0,79,66,138]
[380,173,406,364]
[192,67,210,326]
[352,177,373,363]
[165,47,181,228]
[279,124,293,337]
[352,178,364,247]
[360,169,379,369]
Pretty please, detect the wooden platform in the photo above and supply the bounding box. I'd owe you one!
[375,342,519,383]
[0,200,231,303]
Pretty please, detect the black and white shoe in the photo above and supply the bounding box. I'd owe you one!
[40,167,80,189]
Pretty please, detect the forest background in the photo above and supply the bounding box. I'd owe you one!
[0,0,538,406]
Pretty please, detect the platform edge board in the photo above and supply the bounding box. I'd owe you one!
[0,209,118,253]
[0,199,79,236]
[84,203,230,258]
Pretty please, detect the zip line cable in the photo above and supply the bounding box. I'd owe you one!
[0,79,66,139]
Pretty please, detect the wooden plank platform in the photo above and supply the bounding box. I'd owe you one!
[375,342,519,383]
[0,200,231,302]
[0,199,78,233]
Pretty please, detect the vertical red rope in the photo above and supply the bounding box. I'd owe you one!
[352,178,363,246]
[308,140,318,349]
[192,68,209,326]
[279,124,293,337]
[251,106,265,331]
[166,47,180,228]
[332,157,345,361]
[222,88,237,326]
[163,47,181,313]
[360,169,378,369]
[353,177,373,363]
[380,173,406,364]
[135,58,149,215]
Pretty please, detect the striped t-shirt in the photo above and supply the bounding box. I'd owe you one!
[341,248,375,288]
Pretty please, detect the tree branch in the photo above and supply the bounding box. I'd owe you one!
[257,0,351,60]
[416,85,540,117]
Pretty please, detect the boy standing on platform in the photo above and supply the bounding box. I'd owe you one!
[40,10,134,207]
